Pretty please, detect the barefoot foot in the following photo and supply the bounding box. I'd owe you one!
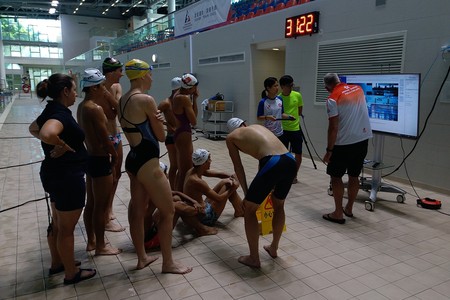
[136,255,159,270]
[197,227,218,236]
[86,242,96,252]
[238,255,261,268]
[263,245,277,258]
[105,221,126,232]
[162,261,193,274]
[95,245,122,256]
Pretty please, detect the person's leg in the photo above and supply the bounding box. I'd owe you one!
[48,202,62,270]
[83,175,95,251]
[345,175,359,215]
[57,208,95,281]
[174,133,193,192]
[238,199,262,268]
[293,153,302,183]
[208,181,243,218]
[137,160,192,274]
[166,143,178,190]
[106,142,125,232]
[128,174,159,270]
[329,176,344,219]
[92,174,122,255]
[180,215,218,235]
[263,196,285,258]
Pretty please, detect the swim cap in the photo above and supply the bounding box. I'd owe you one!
[192,148,210,166]
[81,68,105,88]
[125,59,152,80]
[171,77,182,90]
[180,73,198,89]
[227,117,245,133]
[102,57,123,74]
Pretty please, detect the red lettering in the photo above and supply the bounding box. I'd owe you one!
[285,18,293,37]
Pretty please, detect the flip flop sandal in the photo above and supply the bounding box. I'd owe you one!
[49,260,81,275]
[64,268,97,285]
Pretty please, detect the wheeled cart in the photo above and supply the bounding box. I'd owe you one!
[202,100,233,140]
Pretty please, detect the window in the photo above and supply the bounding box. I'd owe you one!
[315,31,406,104]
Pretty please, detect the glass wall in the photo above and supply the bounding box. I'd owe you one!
[1,18,62,43]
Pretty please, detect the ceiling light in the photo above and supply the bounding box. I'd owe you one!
[49,7,56,14]
[272,48,280,51]
[51,1,59,7]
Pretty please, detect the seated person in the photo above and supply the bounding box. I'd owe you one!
[183,148,243,234]
[144,163,207,248]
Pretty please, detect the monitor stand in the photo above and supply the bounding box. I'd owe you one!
[360,133,407,211]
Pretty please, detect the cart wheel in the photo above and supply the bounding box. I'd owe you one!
[396,194,405,203]
[327,187,333,196]
[365,201,374,211]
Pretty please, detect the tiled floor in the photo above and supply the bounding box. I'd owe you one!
[1,95,450,300]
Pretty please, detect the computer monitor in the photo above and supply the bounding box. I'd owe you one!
[339,73,421,139]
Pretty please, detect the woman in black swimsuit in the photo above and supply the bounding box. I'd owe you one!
[119,59,192,274]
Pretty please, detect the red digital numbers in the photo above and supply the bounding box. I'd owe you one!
[285,11,319,38]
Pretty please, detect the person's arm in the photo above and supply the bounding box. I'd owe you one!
[192,86,199,117]
[226,135,248,194]
[323,116,338,163]
[182,95,197,126]
[39,119,75,154]
[102,87,118,119]
[145,95,166,142]
[29,120,40,139]
[90,105,118,164]
[203,169,230,179]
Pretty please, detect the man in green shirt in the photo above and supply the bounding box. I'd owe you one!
[279,75,303,183]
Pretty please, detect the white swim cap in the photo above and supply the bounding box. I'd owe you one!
[227,117,245,133]
[81,68,105,88]
[171,77,182,90]
[180,73,198,89]
[192,148,210,166]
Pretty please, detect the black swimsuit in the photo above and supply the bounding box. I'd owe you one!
[120,93,160,176]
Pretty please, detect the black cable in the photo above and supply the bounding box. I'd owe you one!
[0,196,47,213]
[383,63,450,178]
[301,114,326,165]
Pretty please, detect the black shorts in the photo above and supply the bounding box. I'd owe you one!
[87,156,112,178]
[326,139,368,178]
[40,169,86,211]
[246,153,297,204]
[280,130,303,154]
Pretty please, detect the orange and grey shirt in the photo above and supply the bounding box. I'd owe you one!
[326,83,372,145]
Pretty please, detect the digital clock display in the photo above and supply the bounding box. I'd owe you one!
[285,11,320,38]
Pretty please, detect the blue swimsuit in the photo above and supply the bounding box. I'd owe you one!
[119,93,160,176]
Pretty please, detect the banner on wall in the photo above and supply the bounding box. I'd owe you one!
[174,0,231,37]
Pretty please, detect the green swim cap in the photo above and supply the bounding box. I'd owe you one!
[125,59,152,80]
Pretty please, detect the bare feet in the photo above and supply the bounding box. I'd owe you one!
[162,261,193,274]
[105,221,126,232]
[263,245,277,258]
[95,245,122,256]
[196,227,218,236]
[86,242,96,252]
[238,255,261,268]
[136,255,159,270]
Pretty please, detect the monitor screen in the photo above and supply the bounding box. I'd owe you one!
[339,73,420,139]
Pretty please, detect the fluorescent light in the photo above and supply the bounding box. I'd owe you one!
[49,7,56,14]
[51,1,59,7]
[272,48,280,51]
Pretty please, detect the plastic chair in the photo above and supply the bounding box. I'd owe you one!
[247,11,255,19]
[285,0,297,7]
[275,2,285,10]
[237,14,246,22]
[264,6,274,14]
[254,8,264,17]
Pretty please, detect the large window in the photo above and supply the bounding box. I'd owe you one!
[1,18,62,43]
[3,44,63,59]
